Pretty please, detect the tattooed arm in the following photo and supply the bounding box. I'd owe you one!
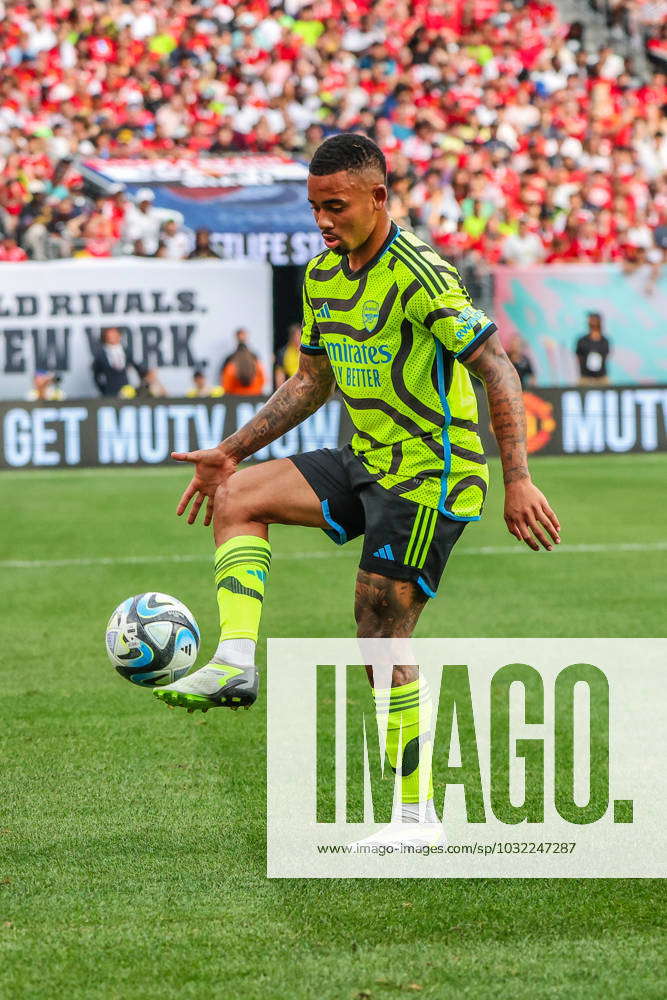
[463,333,560,551]
[220,352,334,462]
[171,352,334,524]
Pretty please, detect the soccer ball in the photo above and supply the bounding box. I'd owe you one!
[105,592,200,687]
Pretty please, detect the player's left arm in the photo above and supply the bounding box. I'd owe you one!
[463,332,560,551]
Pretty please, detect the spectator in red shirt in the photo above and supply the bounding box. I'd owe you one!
[0,0,662,276]
[0,236,28,261]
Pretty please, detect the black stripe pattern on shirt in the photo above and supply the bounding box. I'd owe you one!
[443,475,488,513]
[309,273,369,311]
[342,391,445,467]
[341,392,434,446]
[388,440,404,475]
[354,427,392,451]
[400,278,421,311]
[387,236,451,298]
[316,282,399,342]
[450,416,480,432]
[410,248,473,300]
[309,260,342,281]
[387,246,437,298]
[392,237,475,308]
[423,306,460,329]
[450,443,487,466]
[456,322,497,362]
[392,319,446,426]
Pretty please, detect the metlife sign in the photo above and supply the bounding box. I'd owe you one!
[0,387,666,470]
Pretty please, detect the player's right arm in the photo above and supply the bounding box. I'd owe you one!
[217,349,334,463]
[171,350,334,525]
[217,277,334,460]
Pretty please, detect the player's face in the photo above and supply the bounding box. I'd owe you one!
[307,170,387,254]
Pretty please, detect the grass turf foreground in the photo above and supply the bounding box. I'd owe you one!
[0,455,665,1000]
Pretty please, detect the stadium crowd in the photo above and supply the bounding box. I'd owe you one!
[0,0,665,270]
[595,2,667,64]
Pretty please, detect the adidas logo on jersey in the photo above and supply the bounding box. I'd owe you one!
[372,544,395,561]
[314,302,331,320]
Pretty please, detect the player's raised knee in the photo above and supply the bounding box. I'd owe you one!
[214,469,264,524]
[214,471,245,517]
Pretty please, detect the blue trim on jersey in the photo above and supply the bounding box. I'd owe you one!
[300,343,327,354]
[321,498,347,545]
[454,321,495,361]
[434,341,452,514]
[434,341,482,523]
[440,510,481,523]
[417,575,437,599]
[381,224,401,261]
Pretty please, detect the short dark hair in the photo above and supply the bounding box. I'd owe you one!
[309,133,387,182]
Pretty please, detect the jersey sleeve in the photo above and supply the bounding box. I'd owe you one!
[300,281,327,355]
[416,269,497,361]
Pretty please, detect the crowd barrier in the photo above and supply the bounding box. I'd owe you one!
[1,385,665,470]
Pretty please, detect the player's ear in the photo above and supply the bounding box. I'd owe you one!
[372,184,388,211]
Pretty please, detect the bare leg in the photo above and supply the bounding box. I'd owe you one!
[155,459,329,710]
[354,569,428,687]
[354,570,436,828]
[212,458,327,546]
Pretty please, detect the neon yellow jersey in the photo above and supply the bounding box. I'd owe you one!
[301,223,497,520]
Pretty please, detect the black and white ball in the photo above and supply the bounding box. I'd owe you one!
[105,592,200,687]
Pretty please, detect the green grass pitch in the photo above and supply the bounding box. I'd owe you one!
[1,455,665,999]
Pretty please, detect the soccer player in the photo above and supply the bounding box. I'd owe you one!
[155,135,560,835]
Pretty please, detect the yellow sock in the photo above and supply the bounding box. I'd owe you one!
[374,677,434,806]
[214,535,271,642]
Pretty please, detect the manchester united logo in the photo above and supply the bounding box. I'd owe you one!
[523,393,557,453]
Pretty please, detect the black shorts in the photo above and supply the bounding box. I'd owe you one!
[290,445,466,598]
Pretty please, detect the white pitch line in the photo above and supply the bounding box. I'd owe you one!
[459,541,667,555]
[0,552,342,569]
[1,541,666,570]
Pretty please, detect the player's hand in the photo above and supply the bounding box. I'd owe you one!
[504,479,560,551]
[171,447,237,526]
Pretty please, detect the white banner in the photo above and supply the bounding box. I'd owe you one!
[267,638,665,878]
[0,258,272,400]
